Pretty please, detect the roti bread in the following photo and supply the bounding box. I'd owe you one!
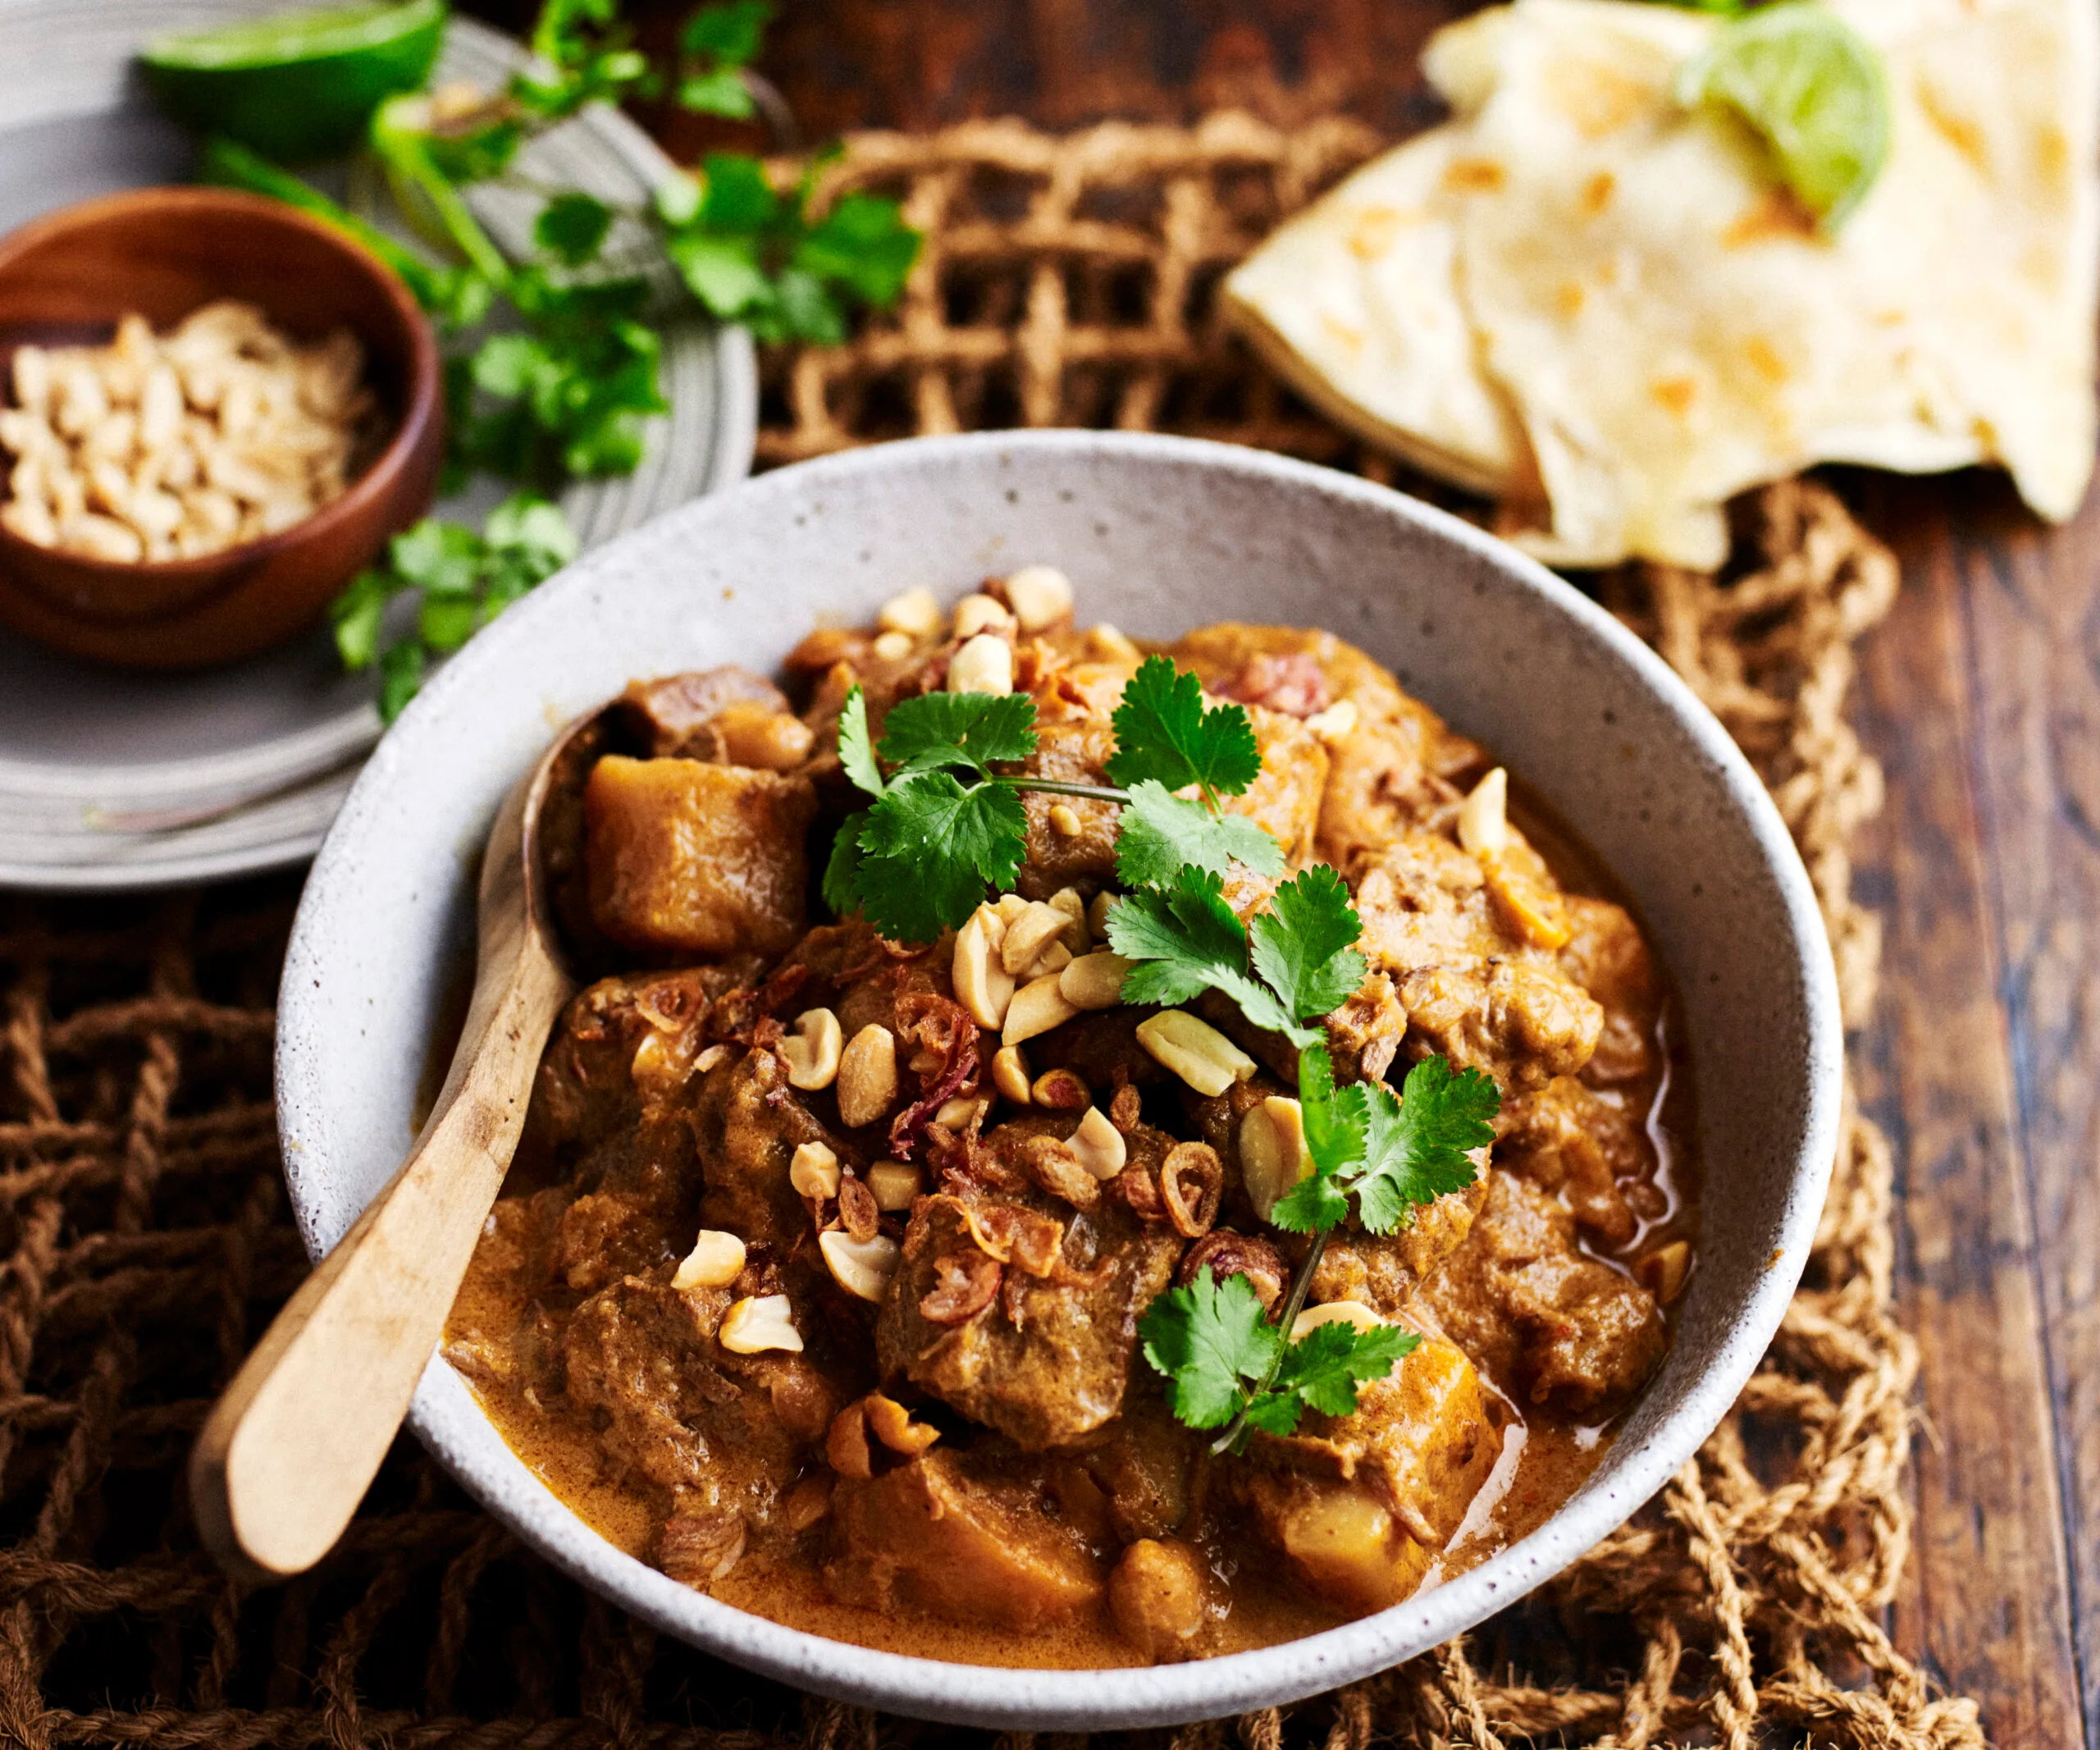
[1222,0,2098,568]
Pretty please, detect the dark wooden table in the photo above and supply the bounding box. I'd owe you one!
[471,2,2100,1741]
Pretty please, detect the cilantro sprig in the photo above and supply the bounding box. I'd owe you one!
[182,0,920,720]
[823,644,1500,1455]
[826,654,1290,944]
[1141,1270,1420,1449]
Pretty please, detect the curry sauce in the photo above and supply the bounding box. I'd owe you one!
[444,574,1699,1668]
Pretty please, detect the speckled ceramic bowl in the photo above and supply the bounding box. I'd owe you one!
[276,432,1843,1729]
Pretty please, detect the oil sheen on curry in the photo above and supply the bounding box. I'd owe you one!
[446,566,1699,1669]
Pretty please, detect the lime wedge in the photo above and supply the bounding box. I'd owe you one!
[141,0,449,164]
[1676,2,1890,229]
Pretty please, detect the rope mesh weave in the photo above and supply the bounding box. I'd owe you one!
[0,114,1978,1749]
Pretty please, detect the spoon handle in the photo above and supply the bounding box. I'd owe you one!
[189,930,573,1583]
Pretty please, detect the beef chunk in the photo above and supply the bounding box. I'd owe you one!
[517,971,741,1276]
[1302,1182,1489,1317]
[1497,1076,1651,1246]
[1164,623,1486,874]
[877,1160,1183,1449]
[1080,1387,1199,1542]
[1422,1171,1666,1414]
[825,1446,1107,1628]
[689,1044,838,1251]
[1234,1336,1501,1614]
[1217,704,1329,915]
[562,1277,825,1516]
[1015,660,1125,898]
[557,1186,684,1292]
[1558,893,1664,1087]
[1399,960,1601,1092]
[584,755,817,957]
[521,967,744,1165]
[1351,831,1604,1091]
[616,667,789,758]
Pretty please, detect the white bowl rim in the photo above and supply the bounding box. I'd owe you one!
[278,428,1844,1729]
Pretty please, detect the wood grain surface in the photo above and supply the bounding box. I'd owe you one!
[468,0,2100,1738]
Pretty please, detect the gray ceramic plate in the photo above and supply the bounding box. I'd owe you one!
[276,432,1843,1729]
[0,0,756,890]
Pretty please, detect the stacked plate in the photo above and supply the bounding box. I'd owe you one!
[0,0,756,888]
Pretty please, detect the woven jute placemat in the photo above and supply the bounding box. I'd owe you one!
[0,114,1980,1748]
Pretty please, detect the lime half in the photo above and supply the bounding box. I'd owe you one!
[1677,2,1890,229]
[141,0,449,163]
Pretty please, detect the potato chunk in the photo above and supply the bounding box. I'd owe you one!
[583,755,816,957]
[825,1448,1105,1629]
[1235,1335,1501,1613]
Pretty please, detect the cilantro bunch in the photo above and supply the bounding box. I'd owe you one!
[185,0,920,719]
[824,651,1499,1452]
[331,495,578,720]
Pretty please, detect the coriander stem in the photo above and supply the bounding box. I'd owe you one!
[1210,1229,1329,1456]
[1000,776,1131,804]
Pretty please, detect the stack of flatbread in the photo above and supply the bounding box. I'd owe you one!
[1223,0,2099,568]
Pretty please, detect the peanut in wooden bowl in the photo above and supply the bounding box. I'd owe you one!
[0,185,442,669]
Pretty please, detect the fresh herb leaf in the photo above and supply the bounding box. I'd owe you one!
[1140,1268,1420,1446]
[329,568,397,671]
[681,0,771,65]
[856,774,1029,943]
[1107,869,1299,1038]
[1249,866,1371,1028]
[378,639,427,723]
[822,808,872,916]
[660,153,920,344]
[534,190,614,264]
[793,192,923,308]
[675,0,769,114]
[1269,1043,1363,1233]
[334,496,576,720]
[1138,1268,1282,1430]
[1348,1057,1498,1235]
[877,691,1039,778]
[1103,655,1262,802]
[1252,1318,1418,1433]
[1114,779,1284,890]
[838,686,886,797]
[517,0,654,120]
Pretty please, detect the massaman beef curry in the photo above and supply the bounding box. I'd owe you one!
[445,565,1698,1668]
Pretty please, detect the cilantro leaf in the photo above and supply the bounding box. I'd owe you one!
[682,0,772,62]
[1270,1043,1364,1232]
[1104,656,1262,801]
[856,774,1028,942]
[330,568,399,672]
[1249,866,1369,1026]
[1115,780,1285,890]
[1107,870,1300,1037]
[678,0,770,112]
[838,687,885,798]
[878,691,1039,778]
[1349,1057,1500,1235]
[535,192,614,266]
[1139,1268,1282,1429]
[1253,1321,1421,1429]
[1239,1385,1313,1439]
[822,809,870,917]
[330,497,575,722]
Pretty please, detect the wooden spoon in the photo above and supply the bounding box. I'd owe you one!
[189,707,609,1583]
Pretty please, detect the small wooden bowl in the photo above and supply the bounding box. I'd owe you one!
[0,186,443,669]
